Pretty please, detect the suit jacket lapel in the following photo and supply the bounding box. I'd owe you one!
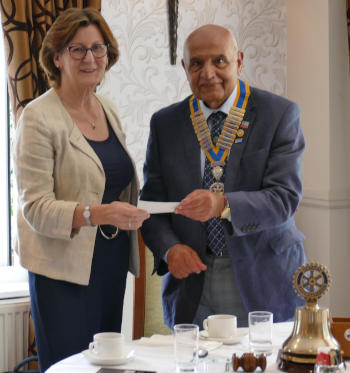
[68,94,133,178]
[182,99,202,190]
[69,124,104,175]
[224,89,257,191]
[102,99,140,193]
[51,88,105,175]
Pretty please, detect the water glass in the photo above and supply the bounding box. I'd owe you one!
[174,324,199,373]
[314,347,346,373]
[249,311,273,355]
[314,363,346,373]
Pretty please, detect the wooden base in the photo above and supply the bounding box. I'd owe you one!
[277,357,314,373]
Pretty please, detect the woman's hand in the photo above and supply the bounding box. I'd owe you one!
[73,203,150,230]
[105,201,150,231]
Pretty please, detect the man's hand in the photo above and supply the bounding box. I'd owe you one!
[167,244,207,279]
[174,189,225,222]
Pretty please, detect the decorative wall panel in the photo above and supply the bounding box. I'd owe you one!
[100,0,286,184]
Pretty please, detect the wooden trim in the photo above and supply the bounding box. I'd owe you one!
[133,230,146,339]
[167,0,179,64]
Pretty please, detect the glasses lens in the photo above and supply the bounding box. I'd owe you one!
[91,44,107,58]
[69,46,86,59]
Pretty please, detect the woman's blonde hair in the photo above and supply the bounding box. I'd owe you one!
[39,8,119,87]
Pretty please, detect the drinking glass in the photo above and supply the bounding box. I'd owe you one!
[314,347,346,373]
[249,311,273,355]
[174,324,199,373]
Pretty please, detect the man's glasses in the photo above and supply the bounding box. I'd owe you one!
[67,44,108,60]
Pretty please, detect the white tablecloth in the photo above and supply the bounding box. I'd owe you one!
[46,322,348,373]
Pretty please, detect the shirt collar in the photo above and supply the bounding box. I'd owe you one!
[199,84,238,121]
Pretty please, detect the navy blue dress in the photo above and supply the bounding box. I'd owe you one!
[29,124,134,372]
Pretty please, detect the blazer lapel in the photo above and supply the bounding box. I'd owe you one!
[182,101,202,190]
[224,90,257,191]
[69,124,104,175]
[100,101,126,148]
[96,95,139,191]
[49,89,105,175]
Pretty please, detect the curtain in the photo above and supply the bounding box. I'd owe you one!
[0,0,101,124]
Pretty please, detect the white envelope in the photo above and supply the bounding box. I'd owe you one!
[137,200,179,214]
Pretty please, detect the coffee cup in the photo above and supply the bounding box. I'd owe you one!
[203,314,237,338]
[88,332,125,358]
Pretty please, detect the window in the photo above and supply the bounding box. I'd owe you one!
[0,20,14,267]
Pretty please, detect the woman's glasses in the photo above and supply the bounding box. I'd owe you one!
[67,44,108,60]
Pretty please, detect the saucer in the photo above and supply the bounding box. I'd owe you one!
[83,348,135,366]
[199,328,248,345]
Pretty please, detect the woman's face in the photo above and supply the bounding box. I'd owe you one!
[54,24,108,90]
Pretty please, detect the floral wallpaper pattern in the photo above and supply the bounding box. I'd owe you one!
[99,0,286,184]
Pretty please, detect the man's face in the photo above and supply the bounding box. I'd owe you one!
[182,27,243,109]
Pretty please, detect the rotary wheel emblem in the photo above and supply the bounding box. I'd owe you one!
[293,262,330,303]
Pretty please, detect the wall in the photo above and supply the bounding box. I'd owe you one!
[286,0,350,313]
[100,0,287,182]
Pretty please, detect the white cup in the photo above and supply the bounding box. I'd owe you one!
[203,314,237,338]
[88,332,125,358]
[249,311,273,355]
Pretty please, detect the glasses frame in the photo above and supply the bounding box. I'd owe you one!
[66,44,108,60]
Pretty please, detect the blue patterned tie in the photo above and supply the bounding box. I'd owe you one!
[203,111,227,255]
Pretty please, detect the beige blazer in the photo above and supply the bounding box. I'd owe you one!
[14,88,140,285]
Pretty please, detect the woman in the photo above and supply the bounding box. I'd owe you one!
[13,8,149,372]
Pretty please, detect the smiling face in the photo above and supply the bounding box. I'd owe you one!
[54,24,107,91]
[182,25,243,109]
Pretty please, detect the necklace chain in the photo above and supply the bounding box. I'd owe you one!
[88,119,96,129]
[190,106,245,154]
[57,92,98,130]
[190,103,246,193]
[189,80,251,193]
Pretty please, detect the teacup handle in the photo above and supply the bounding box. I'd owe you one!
[89,341,97,354]
[203,319,208,331]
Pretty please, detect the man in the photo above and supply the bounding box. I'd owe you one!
[140,24,306,328]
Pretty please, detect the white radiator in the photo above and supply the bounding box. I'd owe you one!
[0,297,30,373]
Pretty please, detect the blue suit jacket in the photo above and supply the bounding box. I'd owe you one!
[140,85,306,328]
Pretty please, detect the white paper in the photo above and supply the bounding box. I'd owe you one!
[137,200,179,214]
[136,334,222,351]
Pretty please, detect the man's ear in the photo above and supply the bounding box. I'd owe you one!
[237,51,244,76]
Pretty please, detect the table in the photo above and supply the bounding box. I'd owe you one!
[46,322,349,373]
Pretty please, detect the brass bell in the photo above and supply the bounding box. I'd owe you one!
[278,262,341,373]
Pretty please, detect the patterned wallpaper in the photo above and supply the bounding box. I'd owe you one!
[99,0,286,184]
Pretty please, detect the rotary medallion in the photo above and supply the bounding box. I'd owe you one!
[293,262,330,303]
